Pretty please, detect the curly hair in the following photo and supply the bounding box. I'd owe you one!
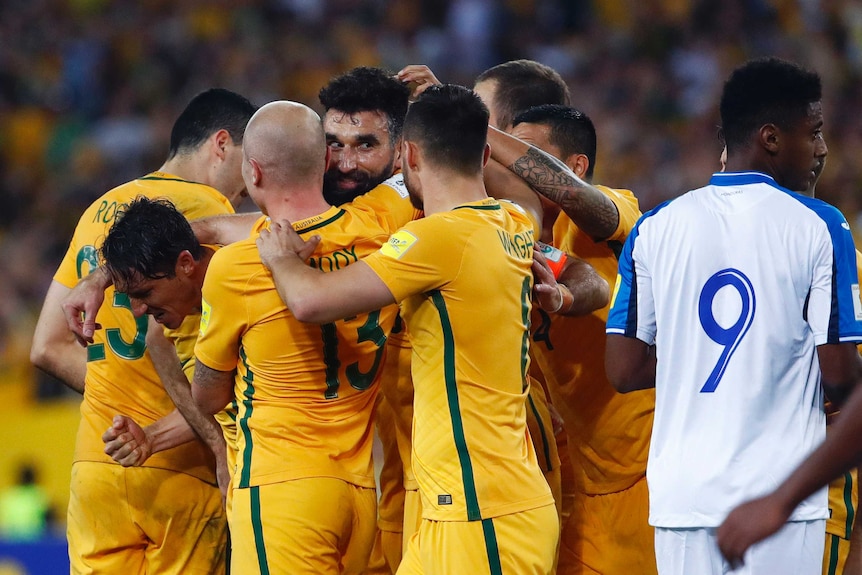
[318,67,410,145]
[720,57,821,152]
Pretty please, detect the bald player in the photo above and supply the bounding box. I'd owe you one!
[190,101,419,574]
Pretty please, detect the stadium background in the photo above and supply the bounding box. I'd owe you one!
[1,0,862,569]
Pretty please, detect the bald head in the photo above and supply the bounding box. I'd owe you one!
[243,101,327,187]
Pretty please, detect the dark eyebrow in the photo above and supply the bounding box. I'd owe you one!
[119,285,151,299]
[325,132,382,145]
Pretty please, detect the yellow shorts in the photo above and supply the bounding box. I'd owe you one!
[557,475,656,575]
[230,478,376,575]
[824,533,852,575]
[402,488,422,558]
[67,461,227,575]
[366,529,402,575]
[398,504,559,575]
[824,469,858,575]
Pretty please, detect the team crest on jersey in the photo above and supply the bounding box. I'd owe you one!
[200,299,212,335]
[381,230,418,259]
[382,174,409,198]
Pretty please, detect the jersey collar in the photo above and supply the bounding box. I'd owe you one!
[709,171,778,188]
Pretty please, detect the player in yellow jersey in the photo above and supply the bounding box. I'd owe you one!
[190,100,420,575]
[318,67,415,575]
[256,85,558,574]
[30,88,256,574]
[488,104,655,575]
[398,61,600,544]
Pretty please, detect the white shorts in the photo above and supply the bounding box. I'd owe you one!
[654,520,825,575]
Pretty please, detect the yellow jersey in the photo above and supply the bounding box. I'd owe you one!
[364,198,554,522]
[529,185,654,494]
[381,315,416,491]
[53,172,234,483]
[195,181,419,490]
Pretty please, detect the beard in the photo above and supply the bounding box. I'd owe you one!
[322,159,394,206]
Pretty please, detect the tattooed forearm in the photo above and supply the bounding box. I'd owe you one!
[510,147,619,240]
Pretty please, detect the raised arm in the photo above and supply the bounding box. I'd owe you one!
[487,126,619,240]
[31,280,87,393]
[484,158,543,233]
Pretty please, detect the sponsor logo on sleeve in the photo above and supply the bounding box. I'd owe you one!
[200,299,212,335]
[853,284,862,321]
[381,230,418,259]
[610,274,622,308]
[383,174,409,198]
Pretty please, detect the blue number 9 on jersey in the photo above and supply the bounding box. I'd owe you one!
[698,268,756,393]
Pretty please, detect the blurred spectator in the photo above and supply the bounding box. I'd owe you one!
[0,464,53,542]
[5,0,862,400]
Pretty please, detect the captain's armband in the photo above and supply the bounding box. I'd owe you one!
[536,241,567,280]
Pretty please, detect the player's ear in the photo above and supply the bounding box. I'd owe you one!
[176,250,196,276]
[404,140,419,171]
[481,143,490,168]
[392,136,403,166]
[249,158,262,186]
[566,154,590,180]
[212,129,231,160]
[760,124,780,155]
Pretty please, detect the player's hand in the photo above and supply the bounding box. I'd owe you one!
[62,267,110,345]
[396,65,442,101]
[256,220,321,270]
[548,401,565,437]
[103,415,152,467]
[716,494,791,569]
[531,247,565,312]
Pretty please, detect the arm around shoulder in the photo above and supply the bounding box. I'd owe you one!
[257,220,397,324]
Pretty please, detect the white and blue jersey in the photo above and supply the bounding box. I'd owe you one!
[607,171,862,528]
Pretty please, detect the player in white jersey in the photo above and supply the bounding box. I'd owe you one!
[605,57,862,575]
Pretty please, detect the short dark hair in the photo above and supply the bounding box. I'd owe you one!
[318,67,411,144]
[475,59,570,129]
[168,88,257,159]
[403,84,488,175]
[513,104,598,180]
[100,197,202,288]
[720,57,822,152]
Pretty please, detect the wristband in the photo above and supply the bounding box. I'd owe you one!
[550,283,575,314]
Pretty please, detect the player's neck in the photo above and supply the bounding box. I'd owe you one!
[158,153,211,186]
[193,247,216,290]
[262,185,332,224]
[421,172,488,215]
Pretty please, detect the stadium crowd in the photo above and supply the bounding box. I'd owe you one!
[6,0,862,394]
[7,1,862,574]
